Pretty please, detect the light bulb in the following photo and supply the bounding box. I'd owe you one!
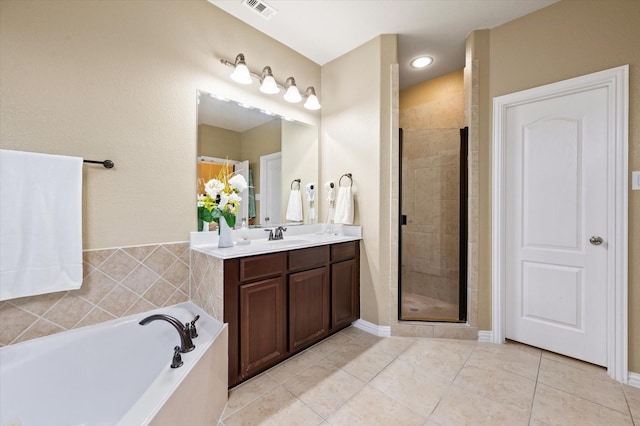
[230,54,252,85]
[283,77,302,103]
[259,66,280,94]
[303,87,321,110]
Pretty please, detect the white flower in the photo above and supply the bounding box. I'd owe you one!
[228,174,248,192]
[197,194,206,207]
[228,192,242,204]
[218,192,229,210]
[204,179,224,198]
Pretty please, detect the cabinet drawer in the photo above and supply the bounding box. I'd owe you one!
[239,252,286,283]
[288,246,329,272]
[331,241,358,263]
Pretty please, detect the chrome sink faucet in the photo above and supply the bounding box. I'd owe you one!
[139,314,195,353]
[274,226,287,240]
[265,226,287,240]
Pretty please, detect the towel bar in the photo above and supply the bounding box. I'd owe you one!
[290,178,301,189]
[83,159,115,168]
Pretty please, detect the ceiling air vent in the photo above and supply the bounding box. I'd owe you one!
[241,0,278,20]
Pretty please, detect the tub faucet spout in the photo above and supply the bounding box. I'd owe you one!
[139,314,195,353]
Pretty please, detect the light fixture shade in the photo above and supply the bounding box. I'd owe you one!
[230,54,253,85]
[410,55,433,69]
[303,87,321,110]
[259,66,280,94]
[283,77,302,103]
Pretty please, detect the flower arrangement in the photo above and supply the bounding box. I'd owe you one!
[197,165,248,232]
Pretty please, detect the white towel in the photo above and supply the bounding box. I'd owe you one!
[285,189,303,222]
[334,186,354,225]
[0,149,83,301]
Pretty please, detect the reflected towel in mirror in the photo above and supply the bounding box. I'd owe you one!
[285,189,303,222]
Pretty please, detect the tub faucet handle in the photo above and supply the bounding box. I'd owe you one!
[171,346,183,369]
[189,315,200,338]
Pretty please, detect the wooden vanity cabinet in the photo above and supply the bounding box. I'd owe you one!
[288,246,330,353]
[224,252,287,386]
[330,242,360,331]
[225,241,359,387]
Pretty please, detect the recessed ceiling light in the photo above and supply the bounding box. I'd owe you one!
[410,56,433,69]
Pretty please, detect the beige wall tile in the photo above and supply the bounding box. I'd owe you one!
[2,241,188,345]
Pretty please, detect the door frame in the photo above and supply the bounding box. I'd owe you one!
[491,65,629,383]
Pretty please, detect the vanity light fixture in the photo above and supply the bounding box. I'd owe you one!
[259,66,280,94]
[283,77,302,103]
[410,55,433,69]
[229,54,252,85]
[303,87,321,110]
[220,53,320,110]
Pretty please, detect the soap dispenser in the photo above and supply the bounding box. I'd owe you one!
[237,218,251,245]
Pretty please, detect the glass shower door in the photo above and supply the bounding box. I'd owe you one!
[398,127,468,322]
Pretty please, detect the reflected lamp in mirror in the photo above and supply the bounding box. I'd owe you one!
[219,53,320,110]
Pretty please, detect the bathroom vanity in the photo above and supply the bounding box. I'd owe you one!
[191,225,361,387]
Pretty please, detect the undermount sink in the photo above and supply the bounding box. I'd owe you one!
[265,239,311,246]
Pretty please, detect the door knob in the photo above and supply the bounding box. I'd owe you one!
[589,236,603,246]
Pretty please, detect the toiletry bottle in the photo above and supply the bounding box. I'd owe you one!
[239,218,250,244]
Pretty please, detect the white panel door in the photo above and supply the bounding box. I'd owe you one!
[505,86,609,366]
[259,152,281,226]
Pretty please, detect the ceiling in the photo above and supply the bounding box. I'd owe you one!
[208,0,557,89]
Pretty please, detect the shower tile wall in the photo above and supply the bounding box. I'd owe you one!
[402,129,460,311]
[0,242,190,347]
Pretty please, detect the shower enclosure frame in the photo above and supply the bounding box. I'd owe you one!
[398,127,468,322]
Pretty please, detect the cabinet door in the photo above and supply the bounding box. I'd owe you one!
[289,267,329,352]
[239,277,286,378]
[331,259,359,330]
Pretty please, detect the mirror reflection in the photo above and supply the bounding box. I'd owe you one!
[197,90,318,228]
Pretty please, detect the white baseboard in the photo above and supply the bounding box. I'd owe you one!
[628,371,640,388]
[477,330,492,342]
[352,319,391,337]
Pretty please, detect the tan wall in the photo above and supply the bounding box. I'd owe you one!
[400,70,465,112]
[282,120,319,223]
[198,125,241,159]
[482,0,640,371]
[241,119,281,222]
[0,0,320,249]
[400,70,464,129]
[321,34,397,326]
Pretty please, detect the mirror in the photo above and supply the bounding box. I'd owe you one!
[197,90,318,228]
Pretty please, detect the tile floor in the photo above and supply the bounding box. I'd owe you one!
[220,326,639,425]
[401,292,459,322]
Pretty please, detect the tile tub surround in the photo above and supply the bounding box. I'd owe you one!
[221,326,639,425]
[0,242,190,346]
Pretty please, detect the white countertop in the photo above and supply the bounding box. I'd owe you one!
[190,224,361,259]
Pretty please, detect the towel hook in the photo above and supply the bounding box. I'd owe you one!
[339,173,352,187]
[291,178,301,190]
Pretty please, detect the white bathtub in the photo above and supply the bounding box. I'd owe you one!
[0,302,228,426]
